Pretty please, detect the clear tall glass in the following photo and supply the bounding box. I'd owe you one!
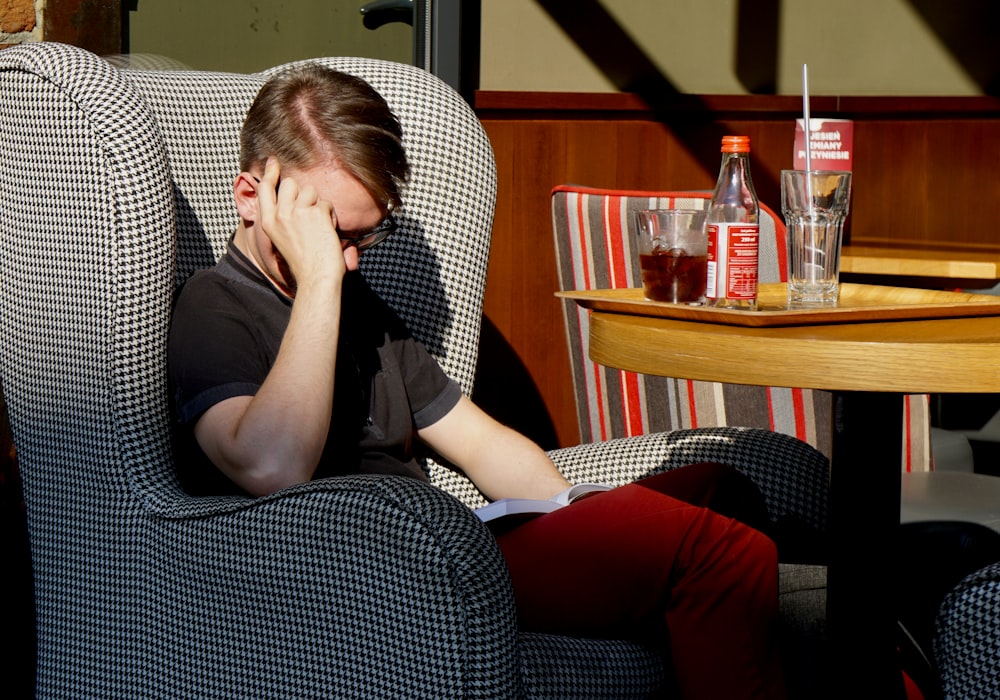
[780,170,853,306]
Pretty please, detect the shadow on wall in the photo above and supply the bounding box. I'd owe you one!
[908,0,1000,94]
[534,0,1000,97]
[531,0,783,206]
[473,316,559,450]
[533,0,781,95]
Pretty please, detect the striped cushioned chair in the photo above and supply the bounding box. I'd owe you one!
[0,42,835,699]
[552,184,933,472]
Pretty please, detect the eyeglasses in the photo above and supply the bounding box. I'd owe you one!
[337,213,397,251]
[252,176,397,251]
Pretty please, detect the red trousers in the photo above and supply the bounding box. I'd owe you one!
[494,463,786,700]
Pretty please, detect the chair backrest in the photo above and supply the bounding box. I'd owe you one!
[0,41,497,693]
[552,184,933,470]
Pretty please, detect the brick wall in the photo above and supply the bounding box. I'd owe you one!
[0,0,121,54]
[0,0,41,48]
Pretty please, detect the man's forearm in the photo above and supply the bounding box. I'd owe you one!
[419,396,571,501]
[196,278,341,495]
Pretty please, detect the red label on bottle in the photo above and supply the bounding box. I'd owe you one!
[706,223,758,300]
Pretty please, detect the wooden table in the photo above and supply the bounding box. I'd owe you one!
[557,283,1000,699]
[841,245,1000,289]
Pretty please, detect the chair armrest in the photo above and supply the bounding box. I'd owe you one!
[136,474,522,698]
[934,560,1000,700]
[548,426,829,533]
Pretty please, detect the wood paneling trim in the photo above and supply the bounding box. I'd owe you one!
[475,91,1000,119]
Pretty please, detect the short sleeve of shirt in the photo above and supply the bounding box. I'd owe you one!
[338,272,462,436]
[168,259,291,426]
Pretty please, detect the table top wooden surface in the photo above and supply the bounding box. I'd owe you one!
[558,283,1000,327]
[561,284,1000,394]
[841,245,1000,282]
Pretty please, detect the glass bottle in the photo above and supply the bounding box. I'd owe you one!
[705,135,760,311]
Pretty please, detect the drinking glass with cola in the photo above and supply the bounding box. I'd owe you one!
[635,209,708,304]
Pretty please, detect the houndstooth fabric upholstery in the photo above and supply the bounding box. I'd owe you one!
[0,41,527,698]
[549,427,829,532]
[933,561,1000,699]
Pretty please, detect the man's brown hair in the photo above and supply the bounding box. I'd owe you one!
[240,64,409,211]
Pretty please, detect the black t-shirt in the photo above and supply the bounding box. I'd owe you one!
[167,240,462,495]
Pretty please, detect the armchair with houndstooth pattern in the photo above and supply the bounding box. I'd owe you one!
[0,42,836,698]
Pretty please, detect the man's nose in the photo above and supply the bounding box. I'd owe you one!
[342,244,361,271]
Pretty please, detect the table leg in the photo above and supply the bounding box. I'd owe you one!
[826,391,906,699]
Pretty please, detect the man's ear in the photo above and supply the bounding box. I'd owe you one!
[233,172,259,222]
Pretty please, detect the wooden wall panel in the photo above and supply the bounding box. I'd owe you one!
[474,121,571,449]
[852,119,1000,249]
[473,92,1000,450]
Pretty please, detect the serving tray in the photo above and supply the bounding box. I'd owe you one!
[555,283,1000,327]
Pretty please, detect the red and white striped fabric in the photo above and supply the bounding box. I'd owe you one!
[551,184,932,471]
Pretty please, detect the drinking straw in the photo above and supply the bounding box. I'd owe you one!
[802,63,817,284]
[802,63,815,207]
[802,63,812,172]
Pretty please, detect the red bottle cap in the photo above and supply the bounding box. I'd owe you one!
[721,135,750,153]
